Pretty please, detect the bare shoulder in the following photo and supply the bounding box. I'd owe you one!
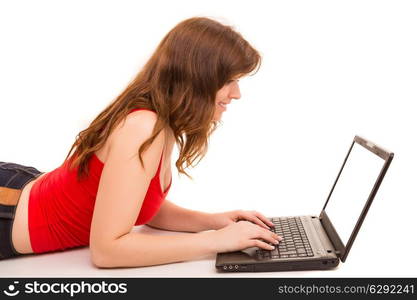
[108,110,165,151]
[112,110,159,136]
[125,109,158,128]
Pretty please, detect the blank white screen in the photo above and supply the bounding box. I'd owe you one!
[324,143,385,245]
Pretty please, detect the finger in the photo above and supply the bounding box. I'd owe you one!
[251,239,275,251]
[238,212,270,229]
[261,229,281,245]
[251,227,279,245]
[245,214,270,230]
[252,211,274,227]
[241,220,282,242]
[244,222,280,241]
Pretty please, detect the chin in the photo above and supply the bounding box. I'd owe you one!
[213,113,222,121]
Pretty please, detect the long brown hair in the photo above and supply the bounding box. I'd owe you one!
[65,17,261,181]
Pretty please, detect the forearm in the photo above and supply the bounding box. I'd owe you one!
[92,230,216,268]
[147,200,216,232]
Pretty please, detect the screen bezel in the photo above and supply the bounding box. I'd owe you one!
[320,135,394,262]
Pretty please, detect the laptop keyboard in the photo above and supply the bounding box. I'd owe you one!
[256,217,314,259]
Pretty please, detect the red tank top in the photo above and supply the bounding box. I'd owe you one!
[28,108,172,253]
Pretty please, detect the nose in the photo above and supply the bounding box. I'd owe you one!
[229,82,241,100]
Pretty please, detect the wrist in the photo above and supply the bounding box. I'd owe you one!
[197,230,220,254]
[205,212,226,231]
[191,211,222,231]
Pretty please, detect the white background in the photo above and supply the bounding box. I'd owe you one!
[0,0,416,277]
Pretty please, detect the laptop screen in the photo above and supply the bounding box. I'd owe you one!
[323,142,386,246]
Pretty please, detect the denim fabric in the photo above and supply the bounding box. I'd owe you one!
[0,161,44,260]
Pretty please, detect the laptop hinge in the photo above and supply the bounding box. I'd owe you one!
[319,212,345,258]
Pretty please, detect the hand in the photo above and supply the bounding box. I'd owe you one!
[210,221,283,253]
[210,209,275,230]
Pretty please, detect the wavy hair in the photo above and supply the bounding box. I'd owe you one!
[64,17,261,181]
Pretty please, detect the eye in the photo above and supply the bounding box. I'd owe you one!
[227,79,239,84]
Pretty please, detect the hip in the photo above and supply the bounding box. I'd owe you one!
[0,161,45,259]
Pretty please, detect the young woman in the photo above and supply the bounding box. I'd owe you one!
[0,17,282,267]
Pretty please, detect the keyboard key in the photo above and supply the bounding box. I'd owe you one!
[259,216,313,259]
[281,250,297,255]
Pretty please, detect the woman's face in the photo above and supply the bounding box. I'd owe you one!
[213,79,241,121]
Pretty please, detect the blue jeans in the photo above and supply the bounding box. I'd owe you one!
[0,161,44,260]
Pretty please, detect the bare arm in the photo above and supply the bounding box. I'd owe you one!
[89,111,217,268]
[146,201,276,233]
[95,230,216,268]
[89,110,280,268]
[146,199,216,233]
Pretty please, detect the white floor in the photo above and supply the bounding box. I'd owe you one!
[1,225,414,278]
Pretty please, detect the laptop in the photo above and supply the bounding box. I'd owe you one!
[216,135,394,272]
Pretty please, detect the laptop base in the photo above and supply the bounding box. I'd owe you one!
[215,215,340,272]
[216,257,340,272]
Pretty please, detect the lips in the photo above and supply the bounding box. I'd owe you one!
[217,102,228,111]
